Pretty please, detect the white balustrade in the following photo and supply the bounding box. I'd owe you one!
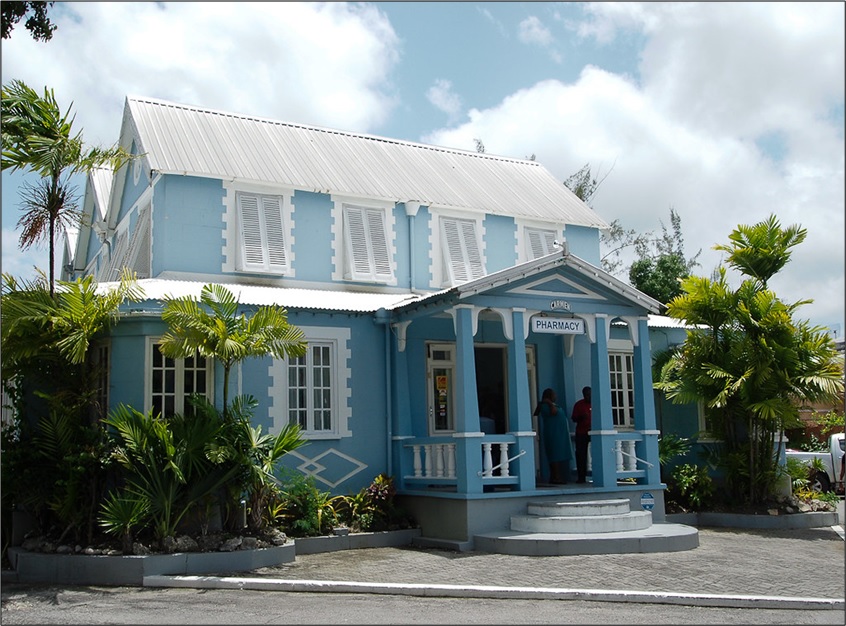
[412,445,423,478]
[482,443,494,477]
[498,443,510,477]
[413,442,457,480]
[615,440,624,472]
[434,444,445,477]
[623,440,637,471]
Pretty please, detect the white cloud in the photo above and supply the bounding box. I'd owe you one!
[478,6,509,39]
[1,2,402,144]
[426,79,463,121]
[518,16,553,46]
[423,3,844,329]
[517,15,562,64]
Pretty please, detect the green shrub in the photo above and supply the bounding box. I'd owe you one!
[277,474,343,537]
[668,463,715,511]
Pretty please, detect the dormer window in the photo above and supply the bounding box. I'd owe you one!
[440,216,485,285]
[525,227,558,260]
[343,204,393,282]
[236,192,289,273]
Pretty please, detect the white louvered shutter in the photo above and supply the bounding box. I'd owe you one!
[238,192,288,272]
[238,194,265,267]
[344,205,393,282]
[261,195,287,268]
[108,229,129,279]
[526,228,557,259]
[441,217,485,285]
[366,208,392,280]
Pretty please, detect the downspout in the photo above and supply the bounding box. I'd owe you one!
[405,201,421,291]
[375,307,393,476]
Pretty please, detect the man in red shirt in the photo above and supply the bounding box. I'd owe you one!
[571,386,592,483]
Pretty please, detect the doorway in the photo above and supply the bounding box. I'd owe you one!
[475,346,507,434]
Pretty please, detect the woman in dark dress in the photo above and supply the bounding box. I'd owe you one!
[535,387,572,484]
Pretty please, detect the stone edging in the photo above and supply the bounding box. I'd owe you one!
[665,510,839,530]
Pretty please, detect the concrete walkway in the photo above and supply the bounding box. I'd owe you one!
[144,525,845,611]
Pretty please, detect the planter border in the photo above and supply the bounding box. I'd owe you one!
[4,528,422,586]
[665,510,839,530]
[6,543,295,587]
[293,528,422,555]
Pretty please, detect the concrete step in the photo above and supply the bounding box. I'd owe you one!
[527,498,631,518]
[511,510,653,534]
[474,523,700,556]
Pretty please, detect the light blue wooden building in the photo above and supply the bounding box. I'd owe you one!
[63,96,703,548]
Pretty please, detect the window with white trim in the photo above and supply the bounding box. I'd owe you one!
[609,350,635,428]
[147,339,213,417]
[269,327,350,439]
[343,204,393,282]
[426,343,456,434]
[237,191,289,273]
[287,342,335,433]
[440,216,485,285]
[525,227,558,260]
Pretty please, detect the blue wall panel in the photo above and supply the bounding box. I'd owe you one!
[152,176,225,276]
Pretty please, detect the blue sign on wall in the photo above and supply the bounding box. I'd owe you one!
[640,492,655,510]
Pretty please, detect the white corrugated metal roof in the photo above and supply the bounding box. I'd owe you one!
[98,278,424,313]
[125,96,608,228]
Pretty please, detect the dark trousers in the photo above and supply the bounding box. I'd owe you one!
[575,433,590,482]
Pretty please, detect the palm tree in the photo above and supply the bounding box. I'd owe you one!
[713,213,807,287]
[159,283,307,415]
[1,267,143,370]
[657,216,843,505]
[1,80,134,295]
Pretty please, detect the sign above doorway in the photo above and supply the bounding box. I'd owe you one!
[531,317,584,335]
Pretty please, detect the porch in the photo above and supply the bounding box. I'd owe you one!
[394,429,659,494]
[394,430,668,550]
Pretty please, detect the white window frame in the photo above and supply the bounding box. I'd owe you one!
[524,226,559,260]
[434,212,485,287]
[608,338,635,429]
[236,191,290,273]
[427,342,456,434]
[697,400,720,441]
[342,203,394,283]
[145,337,214,417]
[269,326,351,439]
[331,195,396,285]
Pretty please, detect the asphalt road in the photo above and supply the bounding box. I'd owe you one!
[1,585,845,625]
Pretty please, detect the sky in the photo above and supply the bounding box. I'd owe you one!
[2,2,844,334]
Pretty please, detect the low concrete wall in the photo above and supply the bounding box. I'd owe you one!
[293,529,422,555]
[6,543,295,586]
[666,511,838,530]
